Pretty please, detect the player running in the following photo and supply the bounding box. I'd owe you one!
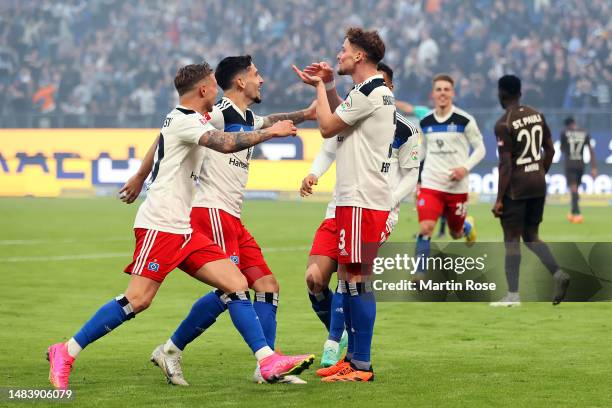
[294,27,396,382]
[46,62,314,390]
[300,62,420,370]
[490,75,570,307]
[413,74,485,281]
[560,117,598,223]
[121,56,316,385]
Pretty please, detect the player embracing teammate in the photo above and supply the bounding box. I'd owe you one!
[294,27,396,382]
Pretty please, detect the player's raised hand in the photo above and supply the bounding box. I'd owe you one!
[303,62,334,84]
[300,174,318,197]
[492,200,503,217]
[292,65,322,87]
[268,119,297,138]
[119,174,146,204]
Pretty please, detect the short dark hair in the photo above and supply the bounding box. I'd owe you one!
[564,116,576,127]
[498,75,521,97]
[174,62,213,96]
[215,55,253,91]
[377,62,393,82]
[432,73,454,87]
[345,27,385,64]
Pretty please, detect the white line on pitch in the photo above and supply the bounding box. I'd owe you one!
[0,237,130,246]
[0,246,310,263]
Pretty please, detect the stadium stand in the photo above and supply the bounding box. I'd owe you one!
[0,0,610,127]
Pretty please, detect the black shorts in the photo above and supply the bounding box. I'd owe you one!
[500,195,545,228]
[565,167,584,186]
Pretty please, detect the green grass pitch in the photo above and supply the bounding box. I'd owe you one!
[0,198,610,407]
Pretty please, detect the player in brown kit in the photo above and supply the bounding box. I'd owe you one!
[490,75,570,307]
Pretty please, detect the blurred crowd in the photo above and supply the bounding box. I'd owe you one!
[0,0,610,127]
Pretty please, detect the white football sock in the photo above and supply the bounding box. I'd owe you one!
[66,338,82,358]
[163,339,182,355]
[254,346,274,361]
[324,339,340,352]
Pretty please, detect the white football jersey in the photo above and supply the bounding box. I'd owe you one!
[320,113,420,234]
[134,106,214,234]
[386,113,421,230]
[192,97,264,218]
[419,105,484,194]
[334,74,396,210]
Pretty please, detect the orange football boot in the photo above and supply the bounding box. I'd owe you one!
[316,358,350,377]
[321,364,374,382]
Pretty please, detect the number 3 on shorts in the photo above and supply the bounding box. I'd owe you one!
[339,228,346,250]
[455,202,468,217]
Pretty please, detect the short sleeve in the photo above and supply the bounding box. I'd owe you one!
[207,105,225,130]
[495,122,512,154]
[176,114,216,145]
[335,89,375,126]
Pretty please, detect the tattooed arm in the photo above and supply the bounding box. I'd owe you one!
[261,101,316,128]
[199,119,297,153]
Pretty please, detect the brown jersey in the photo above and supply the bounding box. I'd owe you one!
[494,105,551,200]
[560,129,590,171]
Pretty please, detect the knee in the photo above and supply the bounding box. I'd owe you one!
[306,266,329,294]
[419,222,434,237]
[253,275,280,293]
[224,272,249,294]
[124,292,153,314]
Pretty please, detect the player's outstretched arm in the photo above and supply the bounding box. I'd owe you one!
[292,65,350,138]
[119,135,158,203]
[198,120,297,153]
[261,100,316,128]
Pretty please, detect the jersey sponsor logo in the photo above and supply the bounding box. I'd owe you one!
[229,157,249,170]
[147,261,160,272]
[431,138,458,156]
[381,162,391,173]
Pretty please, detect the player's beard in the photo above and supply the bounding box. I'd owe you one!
[253,96,262,104]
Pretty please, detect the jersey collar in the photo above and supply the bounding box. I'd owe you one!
[433,105,455,123]
[355,73,384,87]
[222,96,251,121]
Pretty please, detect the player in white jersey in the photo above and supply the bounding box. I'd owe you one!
[294,27,396,382]
[140,55,316,385]
[413,74,485,280]
[300,62,420,370]
[46,62,314,390]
